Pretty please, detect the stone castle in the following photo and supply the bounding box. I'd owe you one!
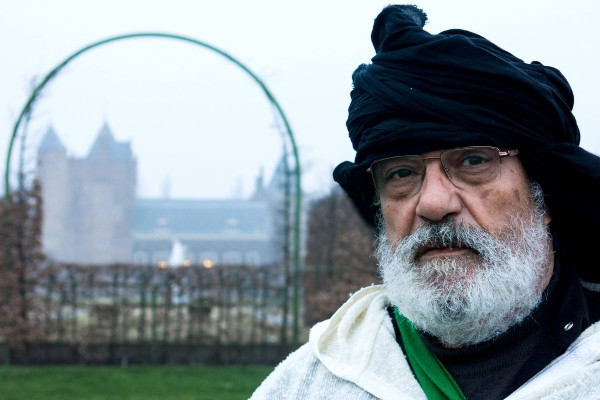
[37,123,287,266]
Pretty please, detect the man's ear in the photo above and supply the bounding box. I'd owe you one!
[543,213,552,225]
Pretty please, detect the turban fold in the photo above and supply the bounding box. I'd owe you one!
[333,5,600,282]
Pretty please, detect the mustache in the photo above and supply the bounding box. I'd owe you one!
[390,220,497,261]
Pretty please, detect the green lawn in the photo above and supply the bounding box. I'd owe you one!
[0,365,274,400]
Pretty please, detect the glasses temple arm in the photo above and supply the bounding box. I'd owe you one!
[499,149,519,158]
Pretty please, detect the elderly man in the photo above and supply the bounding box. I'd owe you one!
[251,5,600,399]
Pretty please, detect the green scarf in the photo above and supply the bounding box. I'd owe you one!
[393,307,466,400]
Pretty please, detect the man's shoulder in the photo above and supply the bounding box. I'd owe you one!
[505,320,600,399]
[248,343,380,400]
[248,344,314,399]
[579,319,600,340]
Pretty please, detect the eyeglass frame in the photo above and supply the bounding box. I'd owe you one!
[366,146,520,197]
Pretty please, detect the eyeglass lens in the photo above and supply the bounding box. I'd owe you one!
[371,147,503,198]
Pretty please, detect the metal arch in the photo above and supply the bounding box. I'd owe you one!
[4,32,303,345]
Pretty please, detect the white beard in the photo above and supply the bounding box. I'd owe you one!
[377,189,552,347]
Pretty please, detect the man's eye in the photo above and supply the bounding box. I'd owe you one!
[461,155,487,166]
[388,168,414,179]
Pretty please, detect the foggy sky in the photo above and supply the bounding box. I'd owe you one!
[1,0,598,199]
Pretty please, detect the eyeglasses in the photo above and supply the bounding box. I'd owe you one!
[367,146,519,199]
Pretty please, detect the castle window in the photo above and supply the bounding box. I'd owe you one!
[222,251,242,265]
[245,251,261,266]
[133,251,149,265]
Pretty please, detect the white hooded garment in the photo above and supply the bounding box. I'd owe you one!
[250,285,600,400]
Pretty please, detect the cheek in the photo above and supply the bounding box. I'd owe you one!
[512,187,522,203]
[381,202,417,241]
[478,188,522,206]
[480,163,528,215]
[504,164,530,207]
[476,186,527,233]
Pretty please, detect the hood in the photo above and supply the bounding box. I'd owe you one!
[309,285,426,399]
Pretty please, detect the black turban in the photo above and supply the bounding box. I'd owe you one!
[333,5,600,282]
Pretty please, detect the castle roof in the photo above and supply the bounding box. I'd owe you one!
[38,126,66,153]
[87,122,133,159]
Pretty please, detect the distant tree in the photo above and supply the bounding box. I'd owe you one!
[303,187,380,326]
[0,179,46,360]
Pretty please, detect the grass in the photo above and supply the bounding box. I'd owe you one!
[0,365,274,400]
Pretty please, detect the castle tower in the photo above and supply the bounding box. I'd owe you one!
[73,122,137,263]
[37,123,137,264]
[37,126,71,260]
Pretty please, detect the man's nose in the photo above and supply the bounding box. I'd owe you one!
[415,162,462,222]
